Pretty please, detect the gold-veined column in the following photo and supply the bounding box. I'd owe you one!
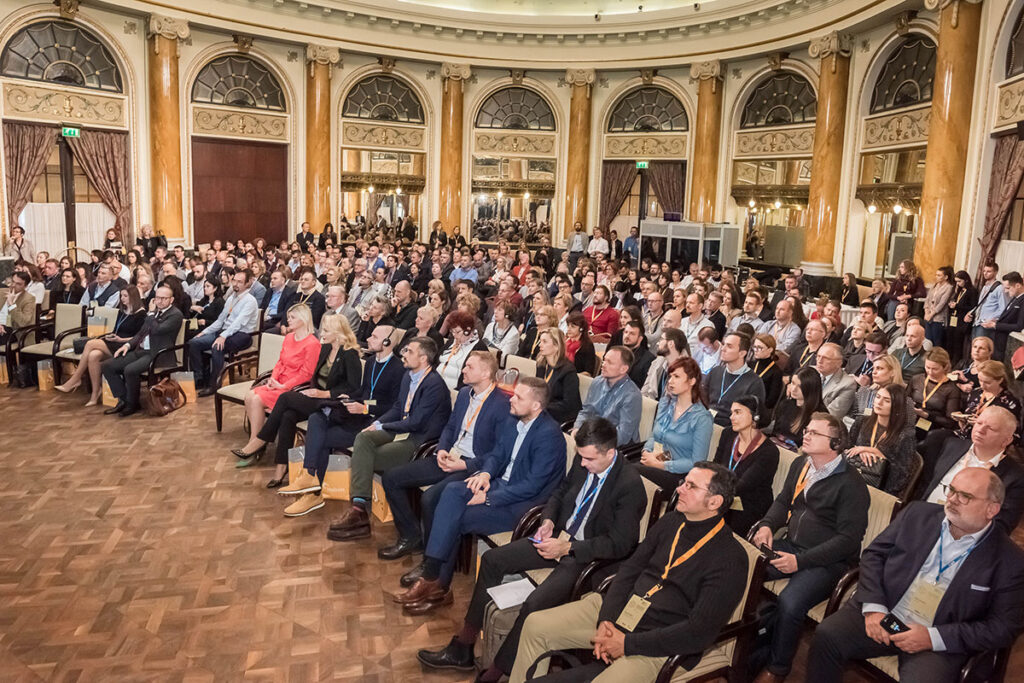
[510,159,525,219]
[563,68,595,244]
[688,61,723,222]
[343,149,362,223]
[915,0,982,279]
[147,16,189,241]
[305,45,339,233]
[802,31,853,275]
[439,63,470,234]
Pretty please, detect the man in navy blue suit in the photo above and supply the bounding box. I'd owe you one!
[328,336,452,541]
[808,467,1024,682]
[378,350,515,561]
[393,376,567,614]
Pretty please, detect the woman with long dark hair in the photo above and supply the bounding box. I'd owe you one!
[564,311,597,375]
[49,268,85,314]
[946,269,977,367]
[769,365,826,450]
[846,383,917,494]
[712,395,779,534]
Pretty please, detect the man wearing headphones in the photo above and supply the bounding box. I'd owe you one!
[748,412,870,683]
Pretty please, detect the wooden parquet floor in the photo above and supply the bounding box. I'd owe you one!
[1,385,1022,682]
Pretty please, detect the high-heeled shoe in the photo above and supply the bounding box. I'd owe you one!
[55,381,81,393]
[231,444,267,460]
[84,399,98,407]
[266,475,288,489]
[235,451,264,469]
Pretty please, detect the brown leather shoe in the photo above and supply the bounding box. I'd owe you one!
[328,505,369,531]
[751,671,785,683]
[393,577,445,605]
[403,587,453,615]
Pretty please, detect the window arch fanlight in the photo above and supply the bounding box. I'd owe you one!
[870,36,936,113]
[740,72,816,129]
[191,55,286,112]
[607,86,688,133]
[0,19,123,92]
[342,74,425,124]
[1007,4,1024,79]
[475,86,556,131]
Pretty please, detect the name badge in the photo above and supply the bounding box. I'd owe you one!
[709,409,720,419]
[916,417,932,431]
[520,333,527,341]
[365,399,377,407]
[906,579,945,626]
[557,530,571,542]
[949,316,958,327]
[392,432,409,442]
[730,497,744,511]
[616,594,651,632]
[653,441,664,453]
[864,409,873,416]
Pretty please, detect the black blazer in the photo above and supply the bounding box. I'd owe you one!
[260,284,297,328]
[293,289,327,329]
[573,342,598,376]
[128,306,183,354]
[628,346,655,390]
[993,292,1024,358]
[914,437,1024,532]
[296,231,316,252]
[537,359,582,424]
[312,345,362,398]
[391,302,418,330]
[194,296,225,326]
[854,502,1024,655]
[540,453,647,565]
[712,429,780,535]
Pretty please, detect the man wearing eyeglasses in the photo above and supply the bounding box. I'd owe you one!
[816,343,858,419]
[916,406,1024,533]
[748,413,870,683]
[808,467,1024,681]
[849,330,887,388]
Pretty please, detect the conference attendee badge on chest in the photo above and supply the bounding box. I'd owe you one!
[710,409,719,419]
[393,432,409,442]
[906,579,944,626]
[916,417,932,431]
[558,530,571,542]
[730,497,744,511]
[950,316,958,327]
[365,399,377,407]
[617,594,651,632]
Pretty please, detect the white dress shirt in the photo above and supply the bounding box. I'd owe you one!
[927,447,1005,504]
[502,415,539,482]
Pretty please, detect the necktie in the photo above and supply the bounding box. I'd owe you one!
[565,475,601,538]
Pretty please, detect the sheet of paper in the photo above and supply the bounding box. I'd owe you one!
[486,578,537,610]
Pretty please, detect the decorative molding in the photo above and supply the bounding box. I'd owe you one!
[306,44,341,78]
[441,63,472,81]
[232,34,253,53]
[471,178,556,198]
[767,52,790,71]
[339,172,425,193]
[343,122,425,150]
[734,126,814,157]
[894,10,918,35]
[123,21,138,35]
[474,132,556,156]
[808,31,852,72]
[192,106,288,141]
[689,60,722,93]
[923,0,982,29]
[604,134,688,159]
[148,15,189,42]
[640,68,657,84]
[55,0,79,20]
[730,184,811,206]
[564,68,596,87]
[996,79,1024,129]
[862,107,930,150]
[3,82,125,127]
[379,56,396,73]
[509,69,526,85]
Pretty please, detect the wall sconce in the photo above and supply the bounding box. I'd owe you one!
[524,192,531,200]
[497,191,504,199]
[867,204,877,214]
[892,203,903,215]
[773,200,782,209]
[748,198,756,208]
[367,185,375,193]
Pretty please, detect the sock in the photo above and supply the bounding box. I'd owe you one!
[352,497,368,511]
[456,623,478,646]
[421,558,442,581]
[478,666,502,682]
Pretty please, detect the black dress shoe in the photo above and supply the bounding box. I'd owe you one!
[416,637,475,671]
[400,561,426,588]
[232,444,267,460]
[378,537,423,561]
[119,406,139,418]
[103,401,125,415]
[197,386,216,397]
[266,476,287,489]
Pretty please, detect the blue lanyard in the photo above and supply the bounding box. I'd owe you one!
[901,349,919,369]
[113,312,128,334]
[369,356,391,398]
[936,527,988,582]
[569,470,607,526]
[720,369,743,400]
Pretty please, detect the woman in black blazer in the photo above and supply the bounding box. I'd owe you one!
[946,270,977,367]
[49,268,85,314]
[749,333,784,414]
[232,314,363,488]
[535,328,582,424]
[712,395,779,535]
[189,279,225,329]
[838,272,860,307]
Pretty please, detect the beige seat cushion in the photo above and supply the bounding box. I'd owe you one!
[667,640,734,681]
[217,380,254,401]
[55,348,82,361]
[867,656,899,679]
[484,531,514,548]
[19,341,55,356]
[526,568,553,585]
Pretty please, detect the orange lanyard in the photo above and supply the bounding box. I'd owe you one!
[531,332,542,356]
[644,518,725,598]
[975,392,997,416]
[922,378,946,405]
[756,360,776,378]
[542,364,555,382]
[799,345,816,367]
[459,385,495,439]
[441,343,466,374]
[404,373,425,414]
[787,462,811,522]
[589,306,601,326]
[870,421,885,448]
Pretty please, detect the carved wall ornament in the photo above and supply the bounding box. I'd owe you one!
[509,69,526,85]
[862,107,931,150]
[475,132,555,155]
[379,56,396,73]
[306,44,341,77]
[3,83,125,127]
[767,52,790,71]
[193,107,287,140]
[689,60,722,93]
[734,126,814,157]
[923,0,982,29]
[55,0,79,20]
[233,34,253,53]
[809,31,852,72]
[996,79,1024,129]
[604,134,688,159]
[148,15,189,56]
[123,21,138,35]
[894,10,918,35]
[640,68,657,84]
[343,122,425,150]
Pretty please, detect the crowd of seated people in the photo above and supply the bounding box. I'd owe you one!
[8,217,1024,683]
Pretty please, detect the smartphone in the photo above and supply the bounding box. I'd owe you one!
[758,543,780,561]
[880,613,910,635]
[529,536,543,544]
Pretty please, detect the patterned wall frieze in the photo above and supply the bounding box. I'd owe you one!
[862,107,930,150]
[474,132,556,156]
[2,81,125,127]
[604,134,688,159]
[734,126,814,158]
[342,121,425,150]
[192,106,288,141]
[996,78,1024,129]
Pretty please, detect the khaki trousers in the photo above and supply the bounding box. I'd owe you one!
[509,593,667,683]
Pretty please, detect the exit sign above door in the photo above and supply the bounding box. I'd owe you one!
[61,126,81,138]
[635,160,649,169]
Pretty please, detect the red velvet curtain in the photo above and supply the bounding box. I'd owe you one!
[599,161,638,230]
[66,129,133,246]
[2,121,55,232]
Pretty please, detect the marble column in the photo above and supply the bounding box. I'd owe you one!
[688,61,723,223]
[802,31,853,275]
[915,0,983,279]
[439,63,470,234]
[147,16,189,241]
[343,149,362,222]
[509,159,525,219]
[305,45,340,233]
[563,68,595,244]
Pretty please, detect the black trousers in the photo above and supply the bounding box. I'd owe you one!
[633,463,683,492]
[101,349,156,409]
[256,391,329,464]
[380,457,470,542]
[468,537,589,674]
[807,602,966,682]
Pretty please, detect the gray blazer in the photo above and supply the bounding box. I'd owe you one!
[822,371,858,420]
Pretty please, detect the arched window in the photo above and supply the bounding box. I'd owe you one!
[1,19,122,92]
[740,73,816,129]
[475,87,555,131]
[607,87,688,133]
[1008,5,1024,79]
[191,55,286,111]
[870,37,936,113]
[342,75,424,124]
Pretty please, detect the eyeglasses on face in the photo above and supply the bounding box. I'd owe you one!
[941,484,989,504]
[679,480,710,493]
[803,429,832,440]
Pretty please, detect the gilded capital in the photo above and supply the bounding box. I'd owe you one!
[923,0,983,28]
[306,44,341,78]
[564,68,596,87]
[689,60,723,93]
[809,31,852,73]
[441,63,472,81]
[148,15,189,42]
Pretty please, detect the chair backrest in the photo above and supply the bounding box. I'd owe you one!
[708,424,724,461]
[505,354,537,379]
[93,306,119,332]
[564,432,576,472]
[173,320,185,363]
[863,485,900,552]
[900,452,925,502]
[257,332,286,375]
[41,290,50,311]
[638,396,659,442]
[450,388,460,406]
[54,303,84,337]
[772,447,800,499]
[731,538,767,623]
[638,476,663,540]
[578,372,593,405]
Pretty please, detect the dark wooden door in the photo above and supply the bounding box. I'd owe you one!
[191,137,288,247]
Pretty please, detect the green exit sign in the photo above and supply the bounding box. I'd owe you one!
[636,160,649,169]
[61,126,81,138]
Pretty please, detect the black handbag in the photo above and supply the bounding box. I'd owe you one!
[73,337,89,355]
[846,453,888,490]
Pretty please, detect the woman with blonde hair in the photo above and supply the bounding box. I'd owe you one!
[552,292,573,332]
[231,304,321,466]
[909,347,961,432]
[850,353,916,420]
[535,327,581,423]
[954,359,1022,442]
[519,304,557,359]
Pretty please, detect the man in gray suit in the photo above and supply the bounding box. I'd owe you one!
[101,284,183,418]
[817,343,858,420]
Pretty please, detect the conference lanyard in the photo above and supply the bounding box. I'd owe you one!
[643,518,725,599]
[404,374,423,414]
[975,392,997,416]
[729,433,763,471]
[901,349,921,370]
[787,462,811,523]
[543,364,555,383]
[369,356,392,399]
[459,385,495,441]
[720,369,743,400]
[870,421,885,448]
[922,378,947,406]
[935,526,989,584]
[799,345,816,368]
[756,360,776,378]
[567,472,606,530]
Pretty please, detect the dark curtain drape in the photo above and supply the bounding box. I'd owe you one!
[977,134,1024,282]
[647,161,684,216]
[599,161,638,231]
[369,192,388,224]
[66,129,133,246]
[397,194,410,219]
[3,121,55,233]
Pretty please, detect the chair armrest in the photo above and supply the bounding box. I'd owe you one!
[14,320,53,346]
[595,573,617,594]
[959,647,1009,683]
[511,504,546,541]
[148,343,187,379]
[619,443,644,462]
[560,420,574,433]
[215,355,259,389]
[571,559,620,601]
[52,325,87,353]
[825,566,861,617]
[414,439,439,460]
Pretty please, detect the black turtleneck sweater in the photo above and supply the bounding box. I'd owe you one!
[598,511,748,663]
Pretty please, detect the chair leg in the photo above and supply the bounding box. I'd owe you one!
[53,357,62,385]
[215,395,223,432]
